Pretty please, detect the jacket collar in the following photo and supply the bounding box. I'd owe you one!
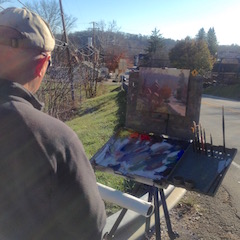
[0,79,43,110]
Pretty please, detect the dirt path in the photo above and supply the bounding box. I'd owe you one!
[146,186,240,240]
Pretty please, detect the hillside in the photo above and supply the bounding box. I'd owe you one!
[66,84,130,215]
[203,83,240,100]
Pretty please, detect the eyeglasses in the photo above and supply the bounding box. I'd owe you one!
[41,52,52,70]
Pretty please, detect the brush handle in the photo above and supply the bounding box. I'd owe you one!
[222,106,226,153]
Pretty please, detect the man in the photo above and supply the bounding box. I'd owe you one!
[0,7,106,240]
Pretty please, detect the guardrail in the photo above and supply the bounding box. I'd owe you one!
[103,185,186,239]
[97,183,154,217]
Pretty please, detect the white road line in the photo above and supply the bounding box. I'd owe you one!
[232,161,240,169]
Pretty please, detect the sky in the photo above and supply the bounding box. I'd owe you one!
[2,0,240,45]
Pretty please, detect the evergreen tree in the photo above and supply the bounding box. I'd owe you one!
[207,27,218,57]
[146,28,164,55]
[196,28,207,42]
[144,28,166,66]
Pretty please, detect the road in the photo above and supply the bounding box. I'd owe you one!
[200,95,240,217]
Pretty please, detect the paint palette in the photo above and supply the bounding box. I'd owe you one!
[91,128,190,187]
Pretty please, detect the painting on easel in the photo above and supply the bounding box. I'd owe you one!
[137,68,190,116]
[126,67,201,139]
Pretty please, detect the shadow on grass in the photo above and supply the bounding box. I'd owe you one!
[76,86,123,118]
[111,86,122,92]
[77,103,104,117]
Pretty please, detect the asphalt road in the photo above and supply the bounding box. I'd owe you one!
[200,94,240,217]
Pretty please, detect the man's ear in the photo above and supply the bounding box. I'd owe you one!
[35,56,50,77]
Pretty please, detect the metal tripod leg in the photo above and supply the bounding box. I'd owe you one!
[145,187,154,234]
[154,187,161,240]
[159,188,179,239]
[107,208,128,239]
[106,183,141,239]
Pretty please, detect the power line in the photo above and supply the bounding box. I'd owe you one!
[17,0,28,8]
[55,39,68,48]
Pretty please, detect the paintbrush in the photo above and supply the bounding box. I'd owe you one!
[210,133,213,157]
[191,125,195,152]
[196,124,200,153]
[192,121,197,152]
[222,106,226,154]
[203,128,207,155]
[193,121,198,152]
[200,124,204,153]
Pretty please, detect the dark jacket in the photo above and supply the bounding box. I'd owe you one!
[0,79,106,240]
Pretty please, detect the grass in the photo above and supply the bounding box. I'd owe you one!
[67,83,130,215]
[203,83,240,100]
[66,83,128,192]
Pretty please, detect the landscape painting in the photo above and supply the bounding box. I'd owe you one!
[136,68,190,117]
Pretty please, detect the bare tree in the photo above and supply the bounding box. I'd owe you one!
[0,0,10,4]
[24,0,77,33]
[95,20,129,76]
[24,0,80,115]
[96,20,121,47]
[107,20,121,33]
[37,78,69,118]
[0,0,11,10]
[36,64,78,121]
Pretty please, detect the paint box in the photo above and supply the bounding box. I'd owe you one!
[91,67,237,195]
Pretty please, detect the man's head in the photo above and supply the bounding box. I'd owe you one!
[0,7,55,93]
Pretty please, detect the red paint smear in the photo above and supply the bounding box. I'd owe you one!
[140,134,151,141]
[130,132,139,138]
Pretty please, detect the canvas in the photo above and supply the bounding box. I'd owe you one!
[137,68,190,116]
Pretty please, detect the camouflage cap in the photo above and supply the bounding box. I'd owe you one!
[0,7,55,51]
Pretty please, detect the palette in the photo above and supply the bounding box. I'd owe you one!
[91,128,190,188]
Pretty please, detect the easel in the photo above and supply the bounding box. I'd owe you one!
[105,184,178,240]
[93,68,237,239]
[145,187,178,240]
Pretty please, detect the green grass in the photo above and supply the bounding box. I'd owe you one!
[203,83,240,100]
[66,84,127,192]
[67,83,130,215]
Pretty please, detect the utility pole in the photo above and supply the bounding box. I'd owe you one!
[91,21,98,95]
[59,0,75,102]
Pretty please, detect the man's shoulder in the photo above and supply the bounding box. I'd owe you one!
[16,103,78,142]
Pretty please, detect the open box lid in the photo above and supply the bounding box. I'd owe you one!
[126,67,203,140]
